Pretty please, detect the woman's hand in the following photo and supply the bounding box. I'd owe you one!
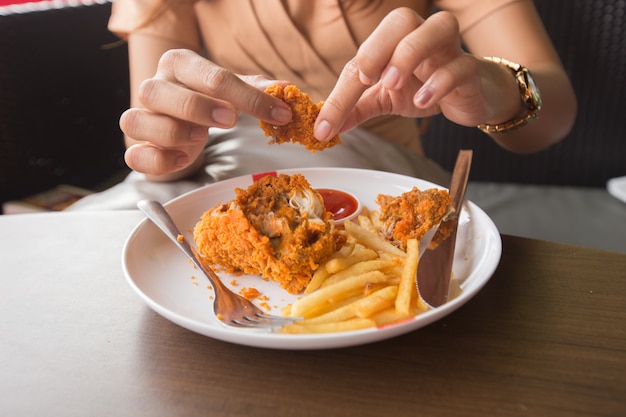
[315,9,519,142]
[120,49,293,179]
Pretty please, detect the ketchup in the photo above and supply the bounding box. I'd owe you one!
[316,189,360,221]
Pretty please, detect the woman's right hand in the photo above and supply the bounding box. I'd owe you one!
[119,49,293,180]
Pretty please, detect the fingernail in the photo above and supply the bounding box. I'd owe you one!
[314,119,332,142]
[212,107,236,126]
[382,66,400,89]
[190,126,207,141]
[359,70,375,85]
[415,86,433,107]
[270,106,292,124]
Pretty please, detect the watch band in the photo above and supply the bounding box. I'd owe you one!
[477,57,542,134]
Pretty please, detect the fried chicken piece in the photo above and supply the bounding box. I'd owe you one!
[376,187,452,251]
[259,84,341,152]
[193,174,337,294]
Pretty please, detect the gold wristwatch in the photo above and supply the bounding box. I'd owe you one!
[477,57,542,134]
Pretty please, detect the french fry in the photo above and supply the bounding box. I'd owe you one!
[368,210,383,232]
[395,238,419,315]
[304,265,330,294]
[321,259,399,288]
[343,220,406,258]
[298,293,365,319]
[280,318,376,334]
[371,307,416,327]
[354,285,398,318]
[383,264,404,280]
[357,214,377,233]
[304,242,356,294]
[302,285,398,325]
[299,303,357,324]
[415,295,430,313]
[289,270,389,318]
[337,241,356,257]
[325,247,378,274]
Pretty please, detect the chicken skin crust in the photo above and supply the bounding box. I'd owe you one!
[259,84,341,152]
[376,187,452,251]
[193,174,336,294]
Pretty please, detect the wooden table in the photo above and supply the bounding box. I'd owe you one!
[1,211,624,416]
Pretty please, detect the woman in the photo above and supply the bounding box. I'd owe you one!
[73,0,576,208]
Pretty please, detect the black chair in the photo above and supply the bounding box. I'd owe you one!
[423,0,626,187]
[0,1,129,208]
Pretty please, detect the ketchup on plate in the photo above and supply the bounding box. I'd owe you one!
[316,189,360,221]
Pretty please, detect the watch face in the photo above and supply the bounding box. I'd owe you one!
[521,68,542,110]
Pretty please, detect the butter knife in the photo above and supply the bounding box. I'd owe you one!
[416,149,473,308]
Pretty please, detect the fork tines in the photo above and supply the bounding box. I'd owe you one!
[230,313,302,328]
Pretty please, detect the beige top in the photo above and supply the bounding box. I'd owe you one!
[109,0,518,155]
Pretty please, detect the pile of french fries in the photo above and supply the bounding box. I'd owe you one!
[280,209,429,334]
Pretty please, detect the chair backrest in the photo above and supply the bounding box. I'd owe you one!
[422,0,626,186]
[0,1,129,205]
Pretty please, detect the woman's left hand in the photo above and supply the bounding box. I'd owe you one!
[314,8,509,141]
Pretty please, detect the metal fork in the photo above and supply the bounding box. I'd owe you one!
[137,199,300,329]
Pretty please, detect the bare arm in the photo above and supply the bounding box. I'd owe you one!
[461,0,576,152]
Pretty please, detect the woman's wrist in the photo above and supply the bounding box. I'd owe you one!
[477,57,542,134]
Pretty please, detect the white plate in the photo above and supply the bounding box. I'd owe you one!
[122,168,502,350]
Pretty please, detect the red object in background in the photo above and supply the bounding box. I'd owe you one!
[0,0,103,13]
[0,0,45,5]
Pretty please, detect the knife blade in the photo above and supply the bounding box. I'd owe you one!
[416,149,472,308]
